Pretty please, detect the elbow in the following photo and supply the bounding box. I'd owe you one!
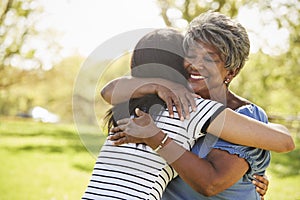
[197,186,218,197]
[195,182,219,197]
[100,87,112,104]
[283,137,295,152]
[275,137,295,153]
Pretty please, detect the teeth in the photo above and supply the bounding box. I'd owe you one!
[191,74,205,79]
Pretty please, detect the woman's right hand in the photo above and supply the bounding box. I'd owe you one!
[155,81,198,120]
[101,76,198,120]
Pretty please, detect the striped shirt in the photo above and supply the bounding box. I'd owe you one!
[82,98,225,200]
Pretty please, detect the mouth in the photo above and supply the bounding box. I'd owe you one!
[190,74,207,80]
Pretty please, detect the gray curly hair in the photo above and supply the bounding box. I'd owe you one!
[183,11,250,73]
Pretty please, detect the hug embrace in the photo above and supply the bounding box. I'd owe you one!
[82,11,294,200]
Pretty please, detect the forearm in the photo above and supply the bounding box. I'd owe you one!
[100,76,158,104]
[145,131,244,196]
[207,109,295,152]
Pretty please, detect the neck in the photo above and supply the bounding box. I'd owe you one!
[207,84,228,106]
[208,85,250,110]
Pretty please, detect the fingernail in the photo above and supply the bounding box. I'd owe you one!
[170,114,174,118]
[180,116,184,121]
[253,175,257,179]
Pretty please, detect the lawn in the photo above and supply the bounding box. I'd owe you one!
[0,118,299,200]
[0,118,105,200]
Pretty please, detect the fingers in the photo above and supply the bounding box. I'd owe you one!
[108,131,126,140]
[116,118,130,125]
[171,95,184,121]
[135,108,144,117]
[255,175,269,185]
[110,126,123,133]
[192,93,201,98]
[180,96,190,120]
[254,184,266,196]
[166,97,174,118]
[108,132,128,145]
[252,175,268,197]
[111,136,128,145]
[188,93,198,112]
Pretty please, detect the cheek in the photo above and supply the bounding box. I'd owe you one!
[208,67,227,81]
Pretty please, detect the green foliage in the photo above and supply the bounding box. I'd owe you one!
[156,0,247,28]
[0,51,132,123]
[156,0,300,116]
[0,0,61,89]
[95,53,132,127]
[73,52,131,126]
[230,52,300,115]
[0,55,85,122]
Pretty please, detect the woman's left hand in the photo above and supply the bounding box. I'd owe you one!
[108,108,161,145]
[108,130,143,145]
[252,175,269,200]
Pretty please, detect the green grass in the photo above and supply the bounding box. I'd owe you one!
[0,118,106,200]
[0,118,299,200]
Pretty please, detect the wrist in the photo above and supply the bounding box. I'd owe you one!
[152,83,162,95]
[137,82,158,96]
[153,134,169,152]
[144,130,168,149]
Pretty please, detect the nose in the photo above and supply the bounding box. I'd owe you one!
[184,59,191,68]
[184,59,204,72]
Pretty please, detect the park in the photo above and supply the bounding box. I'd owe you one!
[1,0,299,199]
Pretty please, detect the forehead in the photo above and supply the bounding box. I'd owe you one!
[186,40,219,56]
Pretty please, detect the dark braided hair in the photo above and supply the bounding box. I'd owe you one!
[105,29,189,132]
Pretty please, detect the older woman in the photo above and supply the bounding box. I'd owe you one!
[103,11,294,199]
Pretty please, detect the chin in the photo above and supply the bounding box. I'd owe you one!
[192,87,210,98]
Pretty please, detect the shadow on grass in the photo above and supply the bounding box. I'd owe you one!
[73,163,94,172]
[10,144,87,153]
[3,133,105,155]
[1,129,81,139]
[1,121,106,156]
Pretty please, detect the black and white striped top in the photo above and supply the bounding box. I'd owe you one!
[82,98,225,200]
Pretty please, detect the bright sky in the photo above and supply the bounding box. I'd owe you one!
[39,0,290,58]
[39,0,165,57]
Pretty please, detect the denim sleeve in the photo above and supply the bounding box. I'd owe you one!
[213,104,271,181]
[213,140,270,181]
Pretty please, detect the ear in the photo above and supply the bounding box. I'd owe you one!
[226,68,240,80]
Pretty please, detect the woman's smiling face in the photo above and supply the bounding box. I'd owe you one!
[184,42,228,98]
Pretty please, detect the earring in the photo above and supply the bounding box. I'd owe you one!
[224,79,230,86]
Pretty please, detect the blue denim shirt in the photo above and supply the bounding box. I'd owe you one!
[162,104,271,200]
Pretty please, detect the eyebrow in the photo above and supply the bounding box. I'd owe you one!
[206,51,219,56]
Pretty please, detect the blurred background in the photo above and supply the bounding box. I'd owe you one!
[0,0,299,199]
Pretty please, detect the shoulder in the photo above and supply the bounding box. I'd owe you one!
[235,104,268,123]
[194,97,225,110]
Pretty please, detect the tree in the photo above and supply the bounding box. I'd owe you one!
[0,0,61,115]
[0,0,60,90]
[156,0,300,115]
[156,0,243,29]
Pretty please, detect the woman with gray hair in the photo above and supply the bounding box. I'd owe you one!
[103,11,292,199]
[159,11,269,200]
